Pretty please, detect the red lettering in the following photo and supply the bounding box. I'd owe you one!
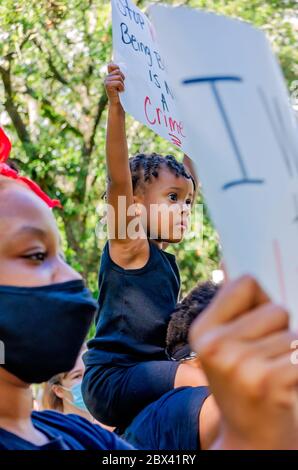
[169,133,182,147]
[144,96,186,142]
[178,122,186,138]
[169,118,186,138]
[156,108,162,125]
[144,96,156,125]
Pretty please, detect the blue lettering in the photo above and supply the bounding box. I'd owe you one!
[258,87,298,177]
[117,0,145,29]
[120,23,152,66]
[183,75,264,190]
[154,51,165,71]
[149,70,161,88]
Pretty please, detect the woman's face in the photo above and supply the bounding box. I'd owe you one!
[52,351,89,417]
[0,180,80,286]
[60,352,85,391]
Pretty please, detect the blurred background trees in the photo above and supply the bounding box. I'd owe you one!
[1,0,297,296]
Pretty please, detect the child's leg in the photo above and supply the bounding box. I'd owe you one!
[174,362,209,388]
[82,361,179,429]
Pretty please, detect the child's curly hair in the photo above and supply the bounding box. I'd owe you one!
[166,281,219,359]
[129,153,195,192]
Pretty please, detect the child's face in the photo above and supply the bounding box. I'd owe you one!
[138,168,194,243]
[0,181,81,287]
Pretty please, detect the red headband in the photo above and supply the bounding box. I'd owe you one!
[0,127,61,209]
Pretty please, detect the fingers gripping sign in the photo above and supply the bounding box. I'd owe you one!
[105,63,126,106]
[189,276,298,450]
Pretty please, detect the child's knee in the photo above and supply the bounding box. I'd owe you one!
[81,367,115,426]
[174,363,209,388]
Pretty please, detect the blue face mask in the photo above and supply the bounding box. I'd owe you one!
[62,381,88,411]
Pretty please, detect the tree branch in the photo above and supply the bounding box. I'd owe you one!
[32,38,69,86]
[88,91,108,156]
[0,64,39,160]
[72,89,108,204]
[60,211,82,255]
[47,55,69,85]
[25,85,83,138]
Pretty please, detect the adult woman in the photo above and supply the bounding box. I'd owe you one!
[0,135,132,450]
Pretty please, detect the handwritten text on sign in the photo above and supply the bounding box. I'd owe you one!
[149,5,298,328]
[111,0,190,152]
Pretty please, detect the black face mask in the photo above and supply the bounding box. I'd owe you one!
[0,280,97,384]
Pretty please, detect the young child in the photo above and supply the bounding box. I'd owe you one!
[82,64,199,430]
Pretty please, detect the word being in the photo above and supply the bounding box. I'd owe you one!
[0,340,4,365]
[182,75,265,190]
[120,22,164,69]
[95,198,203,250]
[121,22,152,66]
[117,0,145,29]
[144,95,185,146]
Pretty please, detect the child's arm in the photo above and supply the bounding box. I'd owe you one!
[105,64,149,268]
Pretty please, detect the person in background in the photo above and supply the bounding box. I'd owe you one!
[43,348,114,431]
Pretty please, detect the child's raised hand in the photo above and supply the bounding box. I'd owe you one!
[105,63,125,107]
[189,275,298,449]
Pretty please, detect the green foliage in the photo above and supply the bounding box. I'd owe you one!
[0,0,297,297]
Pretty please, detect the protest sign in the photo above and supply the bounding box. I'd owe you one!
[148,5,298,328]
[111,0,191,153]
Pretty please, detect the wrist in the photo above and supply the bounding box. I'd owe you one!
[108,101,124,114]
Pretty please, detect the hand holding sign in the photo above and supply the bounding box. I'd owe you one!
[105,63,125,107]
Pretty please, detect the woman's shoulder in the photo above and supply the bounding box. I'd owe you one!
[32,410,134,450]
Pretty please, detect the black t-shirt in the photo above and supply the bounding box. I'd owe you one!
[86,240,180,366]
[0,410,134,450]
[123,386,210,450]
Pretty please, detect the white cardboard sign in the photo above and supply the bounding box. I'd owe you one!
[111,0,191,153]
[148,5,298,328]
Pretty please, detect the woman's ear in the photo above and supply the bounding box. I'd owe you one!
[51,384,64,400]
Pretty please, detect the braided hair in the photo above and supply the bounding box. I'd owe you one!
[129,153,195,193]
